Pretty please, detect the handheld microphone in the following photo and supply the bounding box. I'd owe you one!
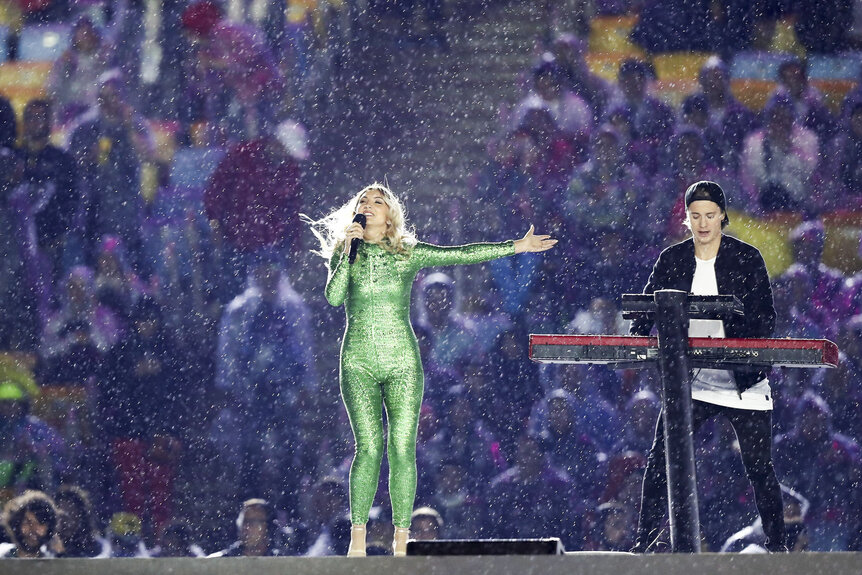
[348,213,366,264]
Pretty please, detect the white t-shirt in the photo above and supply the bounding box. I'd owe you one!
[689,256,773,411]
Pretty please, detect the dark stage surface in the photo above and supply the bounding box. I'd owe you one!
[3,552,861,575]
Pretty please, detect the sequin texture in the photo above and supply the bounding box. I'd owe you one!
[325,240,516,527]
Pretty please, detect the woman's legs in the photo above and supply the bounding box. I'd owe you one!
[341,366,385,527]
[382,363,424,530]
[341,346,423,555]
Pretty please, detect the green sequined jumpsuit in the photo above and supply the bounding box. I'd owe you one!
[326,239,516,528]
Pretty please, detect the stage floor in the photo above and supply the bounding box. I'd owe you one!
[4,552,861,575]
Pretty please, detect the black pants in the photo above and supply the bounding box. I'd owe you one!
[635,400,786,551]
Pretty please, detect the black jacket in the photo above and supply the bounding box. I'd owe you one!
[630,234,776,393]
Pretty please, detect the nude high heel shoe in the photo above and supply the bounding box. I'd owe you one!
[347,524,367,557]
[393,527,410,557]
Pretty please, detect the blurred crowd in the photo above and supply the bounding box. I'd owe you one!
[1,0,862,560]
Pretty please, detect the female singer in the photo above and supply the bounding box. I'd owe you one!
[305,183,556,556]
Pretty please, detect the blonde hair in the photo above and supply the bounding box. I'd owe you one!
[302,183,417,261]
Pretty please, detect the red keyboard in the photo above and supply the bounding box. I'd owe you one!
[529,334,839,369]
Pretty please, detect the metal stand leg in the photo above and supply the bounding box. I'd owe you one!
[655,289,701,553]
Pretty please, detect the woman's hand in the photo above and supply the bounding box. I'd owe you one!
[343,222,365,253]
[514,225,558,254]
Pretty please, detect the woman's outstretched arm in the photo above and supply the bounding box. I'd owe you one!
[412,225,557,270]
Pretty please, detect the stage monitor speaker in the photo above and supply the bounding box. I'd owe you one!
[407,538,565,556]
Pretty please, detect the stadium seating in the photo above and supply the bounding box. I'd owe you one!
[588,14,643,55]
[729,51,788,80]
[729,210,862,276]
[0,25,8,64]
[0,60,52,114]
[729,78,777,111]
[809,53,862,81]
[729,51,861,112]
[0,1,22,31]
[585,51,636,81]
[17,23,70,61]
[652,52,715,106]
[811,79,857,113]
[770,17,805,56]
[822,211,862,273]
[31,384,93,441]
[809,53,862,113]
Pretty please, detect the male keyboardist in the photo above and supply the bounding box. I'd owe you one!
[629,181,787,553]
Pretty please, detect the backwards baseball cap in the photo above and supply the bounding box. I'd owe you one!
[684,180,729,225]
